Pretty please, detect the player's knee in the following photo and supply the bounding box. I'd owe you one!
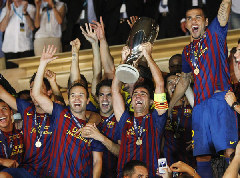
[0,172,13,178]
[196,155,211,162]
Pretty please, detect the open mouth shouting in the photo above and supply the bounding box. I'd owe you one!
[0,117,7,123]
[192,25,199,34]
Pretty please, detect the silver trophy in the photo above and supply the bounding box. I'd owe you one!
[116,17,159,83]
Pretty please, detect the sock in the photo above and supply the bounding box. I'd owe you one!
[196,161,213,178]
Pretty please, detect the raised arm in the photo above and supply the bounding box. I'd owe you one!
[92,151,103,178]
[91,16,115,79]
[48,0,65,24]
[111,47,130,122]
[217,0,232,27]
[0,85,17,111]
[32,45,57,114]
[22,1,35,31]
[0,0,13,32]
[44,69,65,105]
[34,0,41,28]
[69,38,81,87]
[140,42,166,115]
[80,23,101,97]
[168,72,191,116]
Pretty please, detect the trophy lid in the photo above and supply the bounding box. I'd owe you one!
[116,64,140,84]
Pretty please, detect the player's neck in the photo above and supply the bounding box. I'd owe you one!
[134,110,149,118]
[36,106,46,114]
[100,111,114,118]
[14,1,22,8]
[0,123,13,133]
[71,110,86,121]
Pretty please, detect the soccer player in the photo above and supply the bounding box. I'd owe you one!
[32,45,104,177]
[122,160,148,178]
[0,100,24,172]
[168,1,237,177]
[82,79,120,177]
[0,73,54,177]
[112,42,167,177]
[164,74,194,167]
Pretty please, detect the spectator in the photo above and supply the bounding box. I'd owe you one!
[34,0,66,56]
[229,0,240,29]
[155,0,183,39]
[0,0,35,68]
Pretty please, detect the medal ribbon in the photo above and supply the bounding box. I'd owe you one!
[133,114,149,141]
[12,4,23,21]
[0,128,14,158]
[34,111,47,142]
[70,113,93,145]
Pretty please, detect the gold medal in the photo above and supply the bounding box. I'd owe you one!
[194,67,199,75]
[136,138,142,146]
[35,139,42,148]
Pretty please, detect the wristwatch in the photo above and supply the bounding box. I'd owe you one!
[231,101,239,110]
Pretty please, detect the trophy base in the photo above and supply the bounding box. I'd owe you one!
[116,64,140,83]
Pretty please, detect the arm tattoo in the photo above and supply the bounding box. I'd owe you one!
[72,53,77,61]
[218,3,227,22]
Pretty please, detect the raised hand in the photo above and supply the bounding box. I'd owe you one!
[6,0,12,15]
[121,46,130,64]
[80,23,98,44]
[44,69,56,83]
[40,45,57,64]
[22,0,28,14]
[70,38,81,53]
[34,0,42,8]
[139,42,153,59]
[127,16,138,28]
[90,16,106,41]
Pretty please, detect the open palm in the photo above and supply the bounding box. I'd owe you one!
[40,45,57,64]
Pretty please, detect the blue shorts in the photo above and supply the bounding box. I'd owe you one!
[192,91,238,156]
[1,167,36,178]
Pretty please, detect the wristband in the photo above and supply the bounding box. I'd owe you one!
[154,101,168,110]
[231,101,239,110]
[154,93,167,103]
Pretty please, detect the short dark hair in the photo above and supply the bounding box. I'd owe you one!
[30,73,51,91]
[68,82,89,99]
[186,6,208,18]
[96,79,112,97]
[133,80,154,100]
[123,160,147,177]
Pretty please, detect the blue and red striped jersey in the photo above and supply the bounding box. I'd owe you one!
[0,127,24,164]
[98,114,120,178]
[49,103,104,178]
[16,98,53,176]
[182,17,230,105]
[163,105,195,167]
[117,110,167,177]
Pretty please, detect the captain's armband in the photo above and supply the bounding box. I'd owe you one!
[154,93,168,110]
